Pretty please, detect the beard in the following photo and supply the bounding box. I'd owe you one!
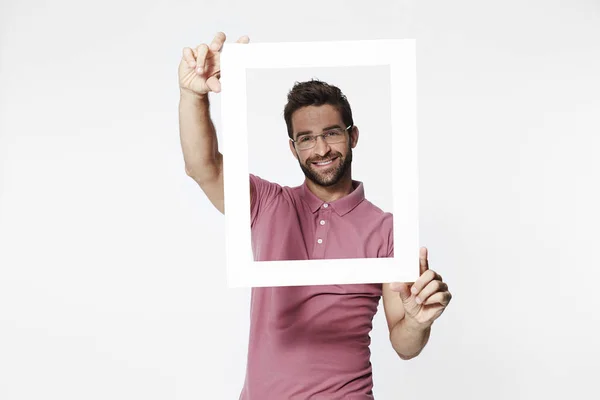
[298,145,353,187]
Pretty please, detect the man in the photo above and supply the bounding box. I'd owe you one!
[178,32,452,400]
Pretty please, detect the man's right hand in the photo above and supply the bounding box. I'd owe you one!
[178,32,250,97]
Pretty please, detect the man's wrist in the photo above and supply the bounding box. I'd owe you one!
[180,88,208,103]
[399,315,431,334]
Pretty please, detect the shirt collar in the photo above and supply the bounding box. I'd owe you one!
[300,180,365,216]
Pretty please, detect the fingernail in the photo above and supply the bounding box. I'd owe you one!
[196,67,202,73]
[415,297,422,304]
[411,287,418,294]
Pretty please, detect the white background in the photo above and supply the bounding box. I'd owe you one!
[1,0,599,399]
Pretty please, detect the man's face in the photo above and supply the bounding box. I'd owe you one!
[289,104,358,187]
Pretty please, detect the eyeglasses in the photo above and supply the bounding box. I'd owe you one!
[290,125,352,150]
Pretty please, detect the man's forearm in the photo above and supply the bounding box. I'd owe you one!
[390,316,431,360]
[178,89,221,181]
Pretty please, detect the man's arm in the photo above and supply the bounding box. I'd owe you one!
[179,91,225,214]
[177,32,250,214]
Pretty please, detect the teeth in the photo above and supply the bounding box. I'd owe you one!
[315,159,334,165]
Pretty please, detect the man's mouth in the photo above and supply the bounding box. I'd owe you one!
[311,156,338,167]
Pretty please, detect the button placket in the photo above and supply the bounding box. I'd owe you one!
[313,206,331,259]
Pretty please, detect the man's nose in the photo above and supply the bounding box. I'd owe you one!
[313,135,331,156]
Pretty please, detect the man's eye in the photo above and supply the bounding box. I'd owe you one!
[325,131,341,137]
[299,136,312,143]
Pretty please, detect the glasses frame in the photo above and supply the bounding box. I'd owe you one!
[290,124,353,150]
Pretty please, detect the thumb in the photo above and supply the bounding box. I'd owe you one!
[389,282,412,303]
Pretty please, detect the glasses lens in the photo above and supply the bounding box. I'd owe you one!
[299,142,313,150]
[324,130,346,144]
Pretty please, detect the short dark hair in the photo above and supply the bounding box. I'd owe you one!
[283,79,354,139]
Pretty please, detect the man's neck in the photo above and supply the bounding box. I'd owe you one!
[305,174,354,203]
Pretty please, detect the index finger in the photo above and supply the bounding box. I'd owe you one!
[195,44,209,73]
[210,32,227,52]
[419,246,429,275]
[411,269,441,295]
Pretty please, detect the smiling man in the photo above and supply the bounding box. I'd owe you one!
[289,104,353,189]
[178,32,453,400]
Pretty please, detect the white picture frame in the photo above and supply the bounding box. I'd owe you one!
[220,39,419,288]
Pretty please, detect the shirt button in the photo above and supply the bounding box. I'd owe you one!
[323,204,329,208]
[320,220,325,225]
[317,238,323,244]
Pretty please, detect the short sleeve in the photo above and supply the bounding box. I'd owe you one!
[250,174,282,227]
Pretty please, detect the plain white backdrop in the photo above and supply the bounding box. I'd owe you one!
[1,0,599,399]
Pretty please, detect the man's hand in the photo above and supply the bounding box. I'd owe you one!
[389,247,452,329]
[178,32,250,96]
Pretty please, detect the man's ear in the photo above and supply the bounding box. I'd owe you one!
[289,139,299,160]
[350,126,359,148]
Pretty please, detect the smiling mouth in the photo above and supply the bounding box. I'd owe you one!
[312,157,338,166]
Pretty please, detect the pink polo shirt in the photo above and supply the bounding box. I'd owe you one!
[239,174,393,400]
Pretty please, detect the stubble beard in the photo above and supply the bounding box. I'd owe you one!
[299,145,353,187]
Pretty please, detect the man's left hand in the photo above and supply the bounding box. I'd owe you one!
[389,247,452,329]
